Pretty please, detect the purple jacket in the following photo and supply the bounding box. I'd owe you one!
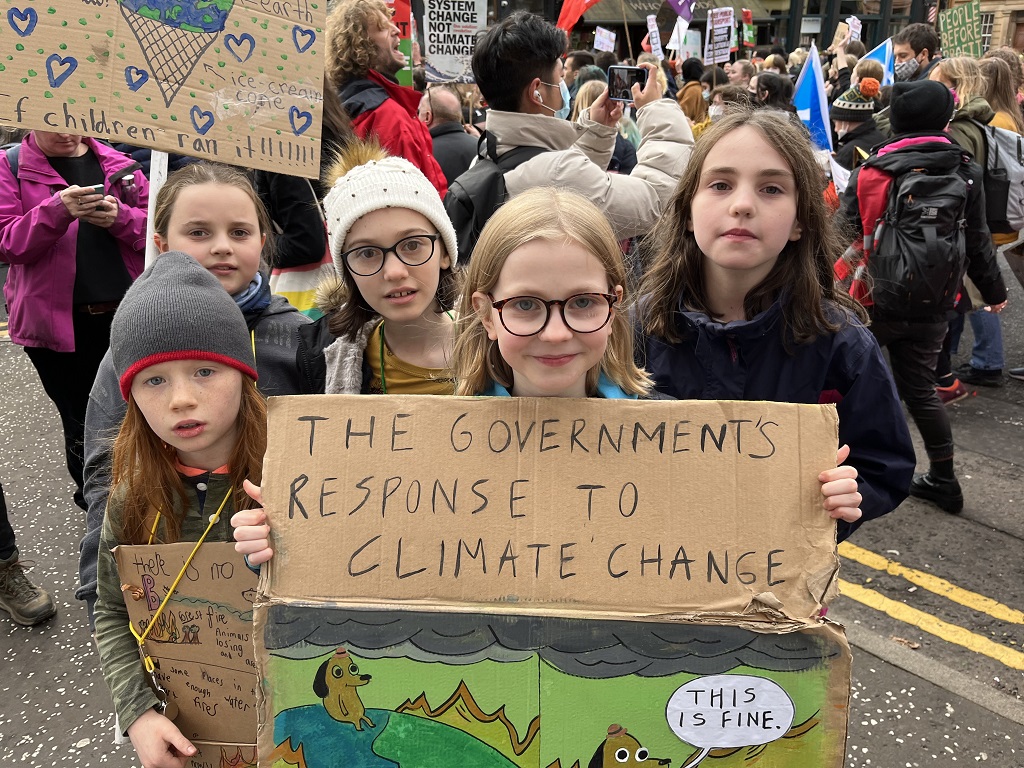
[0,134,149,352]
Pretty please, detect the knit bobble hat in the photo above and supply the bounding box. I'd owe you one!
[322,141,460,275]
[889,79,955,135]
[111,251,258,400]
[830,77,880,123]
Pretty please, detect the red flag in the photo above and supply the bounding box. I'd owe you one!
[556,0,601,34]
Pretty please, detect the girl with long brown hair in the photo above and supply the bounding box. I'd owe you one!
[636,108,915,542]
[94,252,266,766]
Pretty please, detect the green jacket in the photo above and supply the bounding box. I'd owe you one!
[946,96,996,166]
[94,472,240,732]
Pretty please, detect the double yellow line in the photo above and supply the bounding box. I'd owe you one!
[837,542,1024,670]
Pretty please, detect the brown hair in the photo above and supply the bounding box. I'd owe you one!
[853,58,884,83]
[452,188,651,397]
[980,58,1024,134]
[152,162,273,264]
[639,108,866,345]
[112,377,266,544]
[326,0,390,84]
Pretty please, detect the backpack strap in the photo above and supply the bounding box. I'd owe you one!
[482,132,548,170]
[3,143,19,178]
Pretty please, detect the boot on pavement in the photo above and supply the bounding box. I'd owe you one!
[909,473,964,514]
[0,550,57,626]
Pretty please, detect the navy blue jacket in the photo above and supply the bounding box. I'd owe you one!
[638,297,915,541]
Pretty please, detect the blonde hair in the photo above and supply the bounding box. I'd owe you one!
[452,188,651,397]
[933,57,985,108]
[326,0,390,84]
[570,79,606,122]
[637,53,668,96]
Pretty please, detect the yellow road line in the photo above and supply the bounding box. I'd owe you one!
[839,541,1024,625]
[838,579,1024,670]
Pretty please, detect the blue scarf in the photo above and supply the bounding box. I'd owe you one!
[233,272,271,317]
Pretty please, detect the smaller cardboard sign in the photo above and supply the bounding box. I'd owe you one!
[704,7,734,65]
[423,0,487,83]
[594,26,617,53]
[679,29,703,61]
[114,542,258,745]
[846,16,862,41]
[646,14,665,61]
[831,21,850,50]
[940,0,983,58]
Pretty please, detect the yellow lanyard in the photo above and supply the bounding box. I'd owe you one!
[129,488,232,674]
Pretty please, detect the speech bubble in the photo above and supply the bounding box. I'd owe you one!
[665,674,795,765]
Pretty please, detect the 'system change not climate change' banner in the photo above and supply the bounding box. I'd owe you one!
[1,0,326,176]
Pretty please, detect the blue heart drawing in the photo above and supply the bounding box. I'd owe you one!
[225,33,255,63]
[46,54,77,88]
[190,106,215,135]
[124,66,149,92]
[7,6,37,37]
[289,106,312,136]
[292,26,315,54]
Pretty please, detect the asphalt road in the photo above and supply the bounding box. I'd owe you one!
[1,260,1022,766]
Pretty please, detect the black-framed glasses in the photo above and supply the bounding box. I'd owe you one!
[487,293,617,337]
[341,233,440,276]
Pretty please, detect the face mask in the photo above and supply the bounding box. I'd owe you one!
[702,90,711,101]
[708,105,724,122]
[894,57,920,81]
[554,79,571,120]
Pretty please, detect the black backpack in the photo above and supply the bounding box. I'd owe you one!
[859,146,970,317]
[443,133,546,264]
[2,143,19,176]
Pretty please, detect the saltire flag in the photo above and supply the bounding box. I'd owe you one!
[556,0,602,33]
[862,38,895,86]
[667,0,696,22]
[793,43,833,152]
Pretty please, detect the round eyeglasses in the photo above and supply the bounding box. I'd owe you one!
[341,233,440,276]
[487,293,617,337]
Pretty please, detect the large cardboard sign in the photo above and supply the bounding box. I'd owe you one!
[114,542,258,748]
[254,396,850,767]
[704,8,733,65]
[423,0,486,83]
[1,0,325,177]
[940,0,982,58]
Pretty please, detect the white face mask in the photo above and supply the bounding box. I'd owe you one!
[708,104,724,122]
[702,89,711,101]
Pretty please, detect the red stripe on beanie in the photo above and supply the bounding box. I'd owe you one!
[119,351,259,400]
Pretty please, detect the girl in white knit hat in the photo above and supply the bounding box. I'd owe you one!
[313,140,460,395]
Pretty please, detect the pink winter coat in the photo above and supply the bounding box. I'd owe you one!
[0,134,148,352]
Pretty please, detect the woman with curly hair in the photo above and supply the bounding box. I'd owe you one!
[325,0,447,195]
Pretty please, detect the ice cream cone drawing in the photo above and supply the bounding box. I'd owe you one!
[117,0,236,106]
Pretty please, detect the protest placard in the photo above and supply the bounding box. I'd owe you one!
[667,17,688,51]
[113,542,258,752]
[423,0,486,82]
[1,0,325,177]
[704,7,734,65]
[646,14,664,60]
[594,25,617,53]
[940,0,982,58]
[831,20,849,49]
[846,16,862,41]
[253,395,850,767]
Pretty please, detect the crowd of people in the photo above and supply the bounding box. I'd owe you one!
[0,3,1021,765]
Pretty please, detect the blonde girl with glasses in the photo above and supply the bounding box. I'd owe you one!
[314,140,461,395]
[451,187,651,399]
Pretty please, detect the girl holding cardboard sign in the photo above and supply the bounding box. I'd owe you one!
[94,252,266,767]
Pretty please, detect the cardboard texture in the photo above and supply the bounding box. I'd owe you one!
[262,396,841,623]
[1,0,325,177]
[113,542,259,746]
[254,396,851,767]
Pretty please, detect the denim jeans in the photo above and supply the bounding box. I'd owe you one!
[950,310,1005,371]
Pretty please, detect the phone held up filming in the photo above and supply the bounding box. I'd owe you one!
[607,66,645,102]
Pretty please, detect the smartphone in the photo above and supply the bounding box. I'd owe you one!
[79,183,105,194]
[607,65,646,102]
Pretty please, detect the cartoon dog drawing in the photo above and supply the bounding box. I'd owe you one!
[588,724,671,767]
[312,647,375,730]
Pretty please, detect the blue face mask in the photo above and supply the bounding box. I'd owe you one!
[554,79,572,120]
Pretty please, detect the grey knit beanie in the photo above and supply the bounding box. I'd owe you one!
[322,142,460,274]
[111,251,258,400]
